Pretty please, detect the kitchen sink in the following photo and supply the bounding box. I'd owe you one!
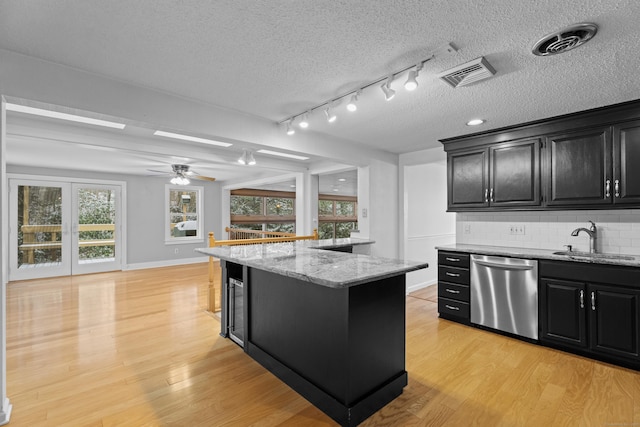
[552,251,636,261]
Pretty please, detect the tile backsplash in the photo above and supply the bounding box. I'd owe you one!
[456,210,640,256]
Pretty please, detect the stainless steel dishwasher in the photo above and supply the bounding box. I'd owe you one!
[470,254,538,340]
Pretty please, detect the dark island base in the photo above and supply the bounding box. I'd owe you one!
[248,343,407,426]
[246,268,408,426]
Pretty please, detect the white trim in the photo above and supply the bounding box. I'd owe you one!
[7,173,126,187]
[408,233,456,240]
[124,257,208,271]
[406,281,436,295]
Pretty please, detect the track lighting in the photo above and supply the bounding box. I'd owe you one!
[277,43,457,135]
[238,149,256,166]
[346,92,359,112]
[286,120,295,135]
[404,63,423,91]
[381,76,396,101]
[299,113,309,128]
[324,107,337,123]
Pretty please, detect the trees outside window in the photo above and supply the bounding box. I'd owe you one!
[318,196,357,239]
[166,185,203,242]
[230,190,296,233]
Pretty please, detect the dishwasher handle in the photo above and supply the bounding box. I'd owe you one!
[472,259,535,271]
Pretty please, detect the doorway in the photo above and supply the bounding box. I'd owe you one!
[9,178,123,281]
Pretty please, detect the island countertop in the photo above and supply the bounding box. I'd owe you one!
[196,239,428,288]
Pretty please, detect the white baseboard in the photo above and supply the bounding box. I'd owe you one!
[406,281,436,295]
[124,256,208,271]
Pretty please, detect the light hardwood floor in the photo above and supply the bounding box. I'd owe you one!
[6,264,640,426]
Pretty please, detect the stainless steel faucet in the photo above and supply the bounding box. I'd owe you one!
[571,220,597,253]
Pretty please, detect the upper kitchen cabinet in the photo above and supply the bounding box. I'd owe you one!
[447,139,541,210]
[613,120,640,204]
[441,99,640,211]
[546,127,612,206]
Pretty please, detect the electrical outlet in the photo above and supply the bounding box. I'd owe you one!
[174,248,179,254]
[517,225,526,235]
[509,225,515,235]
[464,224,471,234]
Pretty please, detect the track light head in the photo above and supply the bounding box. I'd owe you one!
[405,70,419,91]
[286,120,295,135]
[238,149,257,165]
[346,92,359,112]
[247,151,256,166]
[299,113,309,128]
[324,108,337,123]
[381,76,396,101]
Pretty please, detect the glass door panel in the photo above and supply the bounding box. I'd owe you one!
[10,180,71,280]
[72,184,121,275]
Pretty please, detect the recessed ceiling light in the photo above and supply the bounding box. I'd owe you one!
[256,149,309,161]
[466,119,485,126]
[333,188,340,192]
[6,103,127,129]
[338,178,346,182]
[153,130,232,147]
[290,184,296,188]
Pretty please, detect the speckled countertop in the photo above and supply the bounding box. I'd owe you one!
[196,239,428,288]
[436,243,640,268]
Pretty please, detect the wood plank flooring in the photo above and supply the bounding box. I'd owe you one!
[6,265,640,426]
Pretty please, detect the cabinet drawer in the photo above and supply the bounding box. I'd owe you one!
[438,265,470,285]
[438,297,470,319]
[438,251,470,268]
[438,281,470,302]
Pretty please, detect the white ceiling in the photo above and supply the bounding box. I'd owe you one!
[1,1,640,180]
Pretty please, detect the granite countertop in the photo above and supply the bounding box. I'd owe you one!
[436,243,640,268]
[196,239,428,288]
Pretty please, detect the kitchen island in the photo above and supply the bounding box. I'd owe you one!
[196,239,427,426]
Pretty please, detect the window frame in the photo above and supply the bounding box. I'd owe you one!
[165,184,204,244]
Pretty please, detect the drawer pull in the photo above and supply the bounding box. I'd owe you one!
[445,257,460,262]
[445,272,460,277]
[445,288,460,294]
[445,304,460,311]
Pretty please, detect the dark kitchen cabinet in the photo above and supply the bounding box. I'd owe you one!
[546,127,612,206]
[441,99,640,211]
[539,278,587,348]
[437,251,471,322]
[613,120,640,204]
[447,139,541,210]
[539,260,640,368]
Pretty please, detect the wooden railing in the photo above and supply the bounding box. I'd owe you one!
[206,228,318,312]
[225,226,296,240]
[19,224,115,264]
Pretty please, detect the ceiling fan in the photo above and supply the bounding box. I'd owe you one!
[147,164,216,185]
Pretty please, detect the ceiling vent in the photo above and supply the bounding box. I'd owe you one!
[532,23,598,56]
[438,57,496,88]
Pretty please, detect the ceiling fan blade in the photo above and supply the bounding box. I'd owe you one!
[146,169,171,175]
[192,174,216,182]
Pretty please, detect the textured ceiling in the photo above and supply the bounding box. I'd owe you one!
[1,0,640,163]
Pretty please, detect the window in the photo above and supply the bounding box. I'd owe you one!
[166,185,203,243]
[318,195,357,239]
[230,189,296,233]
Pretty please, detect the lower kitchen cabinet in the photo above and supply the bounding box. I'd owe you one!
[437,251,470,323]
[539,261,640,368]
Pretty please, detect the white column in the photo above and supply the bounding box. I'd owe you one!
[0,97,13,424]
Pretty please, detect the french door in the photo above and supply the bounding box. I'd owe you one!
[9,179,122,281]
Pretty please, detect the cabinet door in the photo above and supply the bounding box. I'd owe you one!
[613,120,640,204]
[490,139,541,207]
[447,148,488,209]
[546,127,612,206]
[589,284,640,361]
[540,279,587,348]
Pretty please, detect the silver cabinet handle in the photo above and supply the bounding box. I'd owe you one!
[605,179,611,198]
[445,304,460,311]
[445,257,460,262]
[579,289,584,309]
[615,179,620,198]
[445,272,460,277]
[490,188,494,202]
[591,291,596,311]
[484,188,488,202]
[445,288,460,294]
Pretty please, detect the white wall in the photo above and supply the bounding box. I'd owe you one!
[7,166,222,268]
[400,147,455,292]
[457,210,640,255]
